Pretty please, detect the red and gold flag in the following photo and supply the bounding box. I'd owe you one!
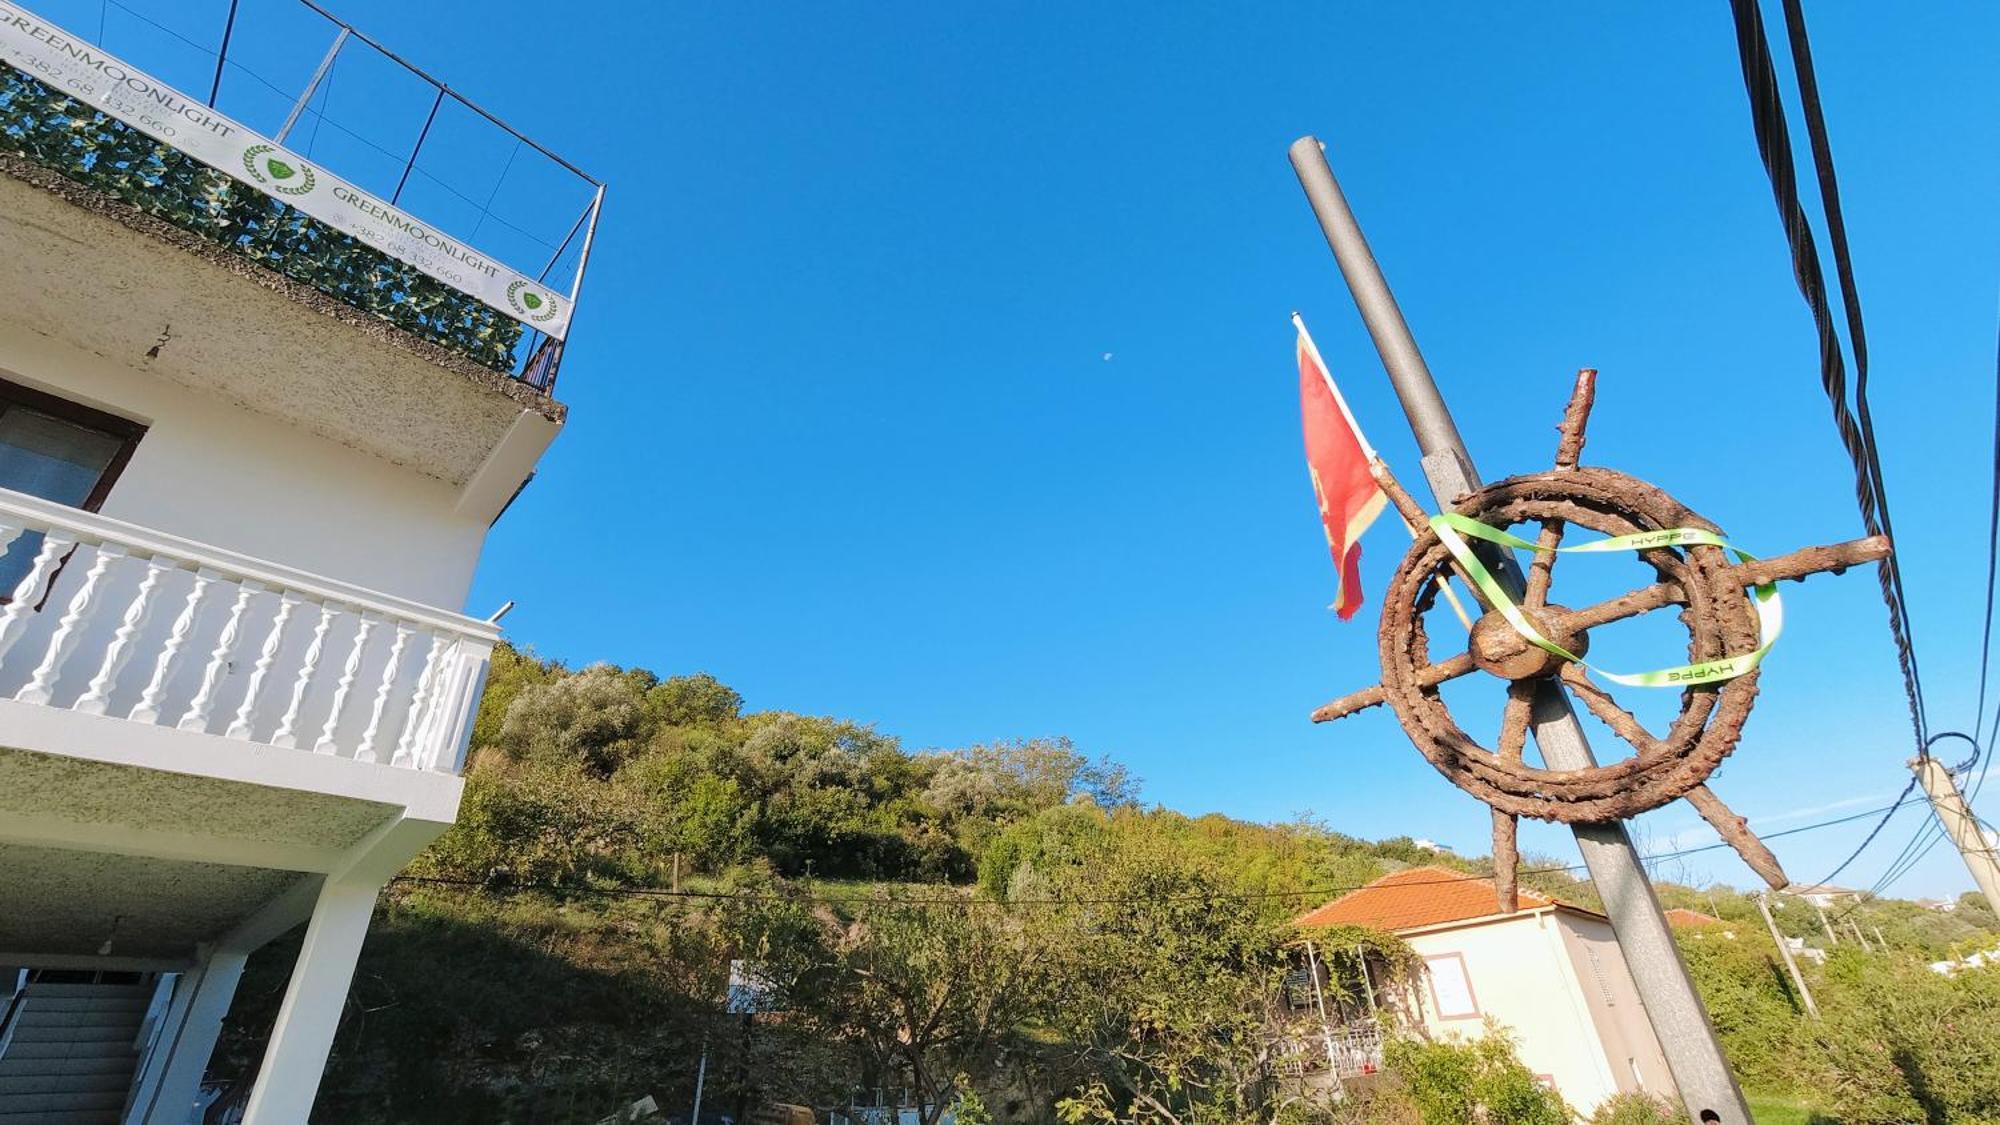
[1297,319,1387,619]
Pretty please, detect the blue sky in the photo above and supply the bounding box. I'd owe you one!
[48,2,2000,898]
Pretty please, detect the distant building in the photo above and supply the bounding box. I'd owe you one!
[1930,947,2000,976]
[1664,908,1736,939]
[1788,883,1863,909]
[1293,866,1675,1117]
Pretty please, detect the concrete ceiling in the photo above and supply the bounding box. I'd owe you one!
[0,841,309,961]
[0,157,563,487]
[0,748,398,854]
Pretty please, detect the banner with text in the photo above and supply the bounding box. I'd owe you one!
[0,2,572,340]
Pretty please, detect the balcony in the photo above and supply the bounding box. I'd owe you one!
[0,484,492,961]
[1276,1019,1386,1081]
[0,0,597,492]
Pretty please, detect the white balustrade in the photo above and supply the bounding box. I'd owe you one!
[0,487,495,774]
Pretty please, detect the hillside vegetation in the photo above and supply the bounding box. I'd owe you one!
[210,647,2000,1124]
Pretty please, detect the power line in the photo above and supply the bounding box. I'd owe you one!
[1794,778,1919,892]
[1728,0,1927,754]
[387,796,1921,910]
[1861,309,2000,906]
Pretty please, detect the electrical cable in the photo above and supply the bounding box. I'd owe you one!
[1727,0,1927,753]
[1858,312,2000,904]
[1776,0,1924,737]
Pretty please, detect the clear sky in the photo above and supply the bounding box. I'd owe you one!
[49,1,2000,898]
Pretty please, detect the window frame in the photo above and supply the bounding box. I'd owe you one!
[0,376,148,608]
[1423,951,1482,1020]
[0,375,148,513]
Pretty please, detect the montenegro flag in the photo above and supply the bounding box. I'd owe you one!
[1296,319,1387,620]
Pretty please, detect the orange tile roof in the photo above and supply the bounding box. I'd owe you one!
[1665,908,1727,929]
[1292,865,1582,933]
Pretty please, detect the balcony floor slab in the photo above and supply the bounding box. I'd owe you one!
[0,156,561,488]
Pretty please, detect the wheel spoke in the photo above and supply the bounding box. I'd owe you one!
[1311,655,1475,723]
[1491,809,1519,914]
[1499,680,1534,762]
[1524,519,1566,607]
[1684,785,1788,890]
[1562,535,1896,634]
[1557,663,1661,755]
[1564,582,1684,633]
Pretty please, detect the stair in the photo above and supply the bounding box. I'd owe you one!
[0,980,152,1124]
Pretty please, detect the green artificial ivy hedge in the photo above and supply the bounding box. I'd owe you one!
[0,63,525,373]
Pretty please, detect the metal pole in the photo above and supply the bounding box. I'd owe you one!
[1288,134,1753,1124]
[1302,940,1341,1082]
[539,200,595,282]
[1910,754,2000,916]
[206,0,239,108]
[690,1033,709,1124]
[1755,893,1818,1018]
[290,0,600,183]
[568,183,608,305]
[275,28,349,145]
[392,88,446,205]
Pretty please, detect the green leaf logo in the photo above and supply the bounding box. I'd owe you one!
[241,145,316,195]
[506,280,561,324]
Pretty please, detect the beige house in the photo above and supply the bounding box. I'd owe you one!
[1294,866,1675,1116]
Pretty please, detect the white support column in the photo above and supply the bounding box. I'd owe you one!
[240,878,381,1124]
[129,947,248,1125]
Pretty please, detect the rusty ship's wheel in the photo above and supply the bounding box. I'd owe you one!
[1314,371,1891,904]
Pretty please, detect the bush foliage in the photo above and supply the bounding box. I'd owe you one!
[215,646,1998,1124]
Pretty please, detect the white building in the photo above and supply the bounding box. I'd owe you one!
[1787,883,1862,910]
[0,2,599,1120]
[1294,866,1676,1117]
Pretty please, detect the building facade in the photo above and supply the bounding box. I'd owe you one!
[0,2,598,1119]
[1295,866,1676,1116]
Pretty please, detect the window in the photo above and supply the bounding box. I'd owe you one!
[0,377,145,596]
[1424,952,1480,1019]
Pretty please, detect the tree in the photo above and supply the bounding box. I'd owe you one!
[499,663,653,776]
[734,890,1059,1125]
[1040,837,1308,1125]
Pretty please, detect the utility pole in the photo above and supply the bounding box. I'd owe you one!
[1813,901,1838,946]
[1847,920,1870,952]
[1289,135,1753,1124]
[1755,894,1818,1018]
[1910,754,2000,917]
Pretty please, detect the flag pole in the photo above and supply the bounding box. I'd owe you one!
[1289,133,1751,1124]
[1294,313,1474,631]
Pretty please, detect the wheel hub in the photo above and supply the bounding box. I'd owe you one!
[1468,604,1586,681]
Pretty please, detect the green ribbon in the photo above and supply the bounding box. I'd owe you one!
[1427,512,1781,689]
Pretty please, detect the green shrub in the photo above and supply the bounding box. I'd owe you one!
[1382,1026,1568,1125]
[1588,1091,1686,1125]
[1794,953,2000,1124]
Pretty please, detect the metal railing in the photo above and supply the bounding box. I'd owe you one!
[4,0,603,391]
[0,988,24,1063]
